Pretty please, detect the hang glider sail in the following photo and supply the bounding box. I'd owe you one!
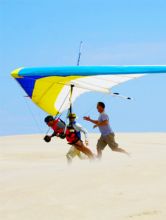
[11,65,166,115]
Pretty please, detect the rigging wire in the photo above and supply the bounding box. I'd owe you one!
[81,92,108,117]
[16,82,44,135]
[77,41,83,66]
[24,97,44,134]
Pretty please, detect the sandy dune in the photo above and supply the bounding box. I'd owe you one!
[0,133,166,220]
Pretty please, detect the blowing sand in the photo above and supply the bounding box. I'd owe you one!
[0,133,166,220]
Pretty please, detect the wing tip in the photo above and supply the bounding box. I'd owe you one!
[11,67,24,78]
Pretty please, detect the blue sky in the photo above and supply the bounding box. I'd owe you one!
[0,0,166,135]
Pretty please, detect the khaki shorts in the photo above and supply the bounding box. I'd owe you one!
[97,133,118,150]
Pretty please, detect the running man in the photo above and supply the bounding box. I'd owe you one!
[66,113,94,163]
[83,102,129,158]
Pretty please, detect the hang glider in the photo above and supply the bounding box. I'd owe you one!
[11,65,166,115]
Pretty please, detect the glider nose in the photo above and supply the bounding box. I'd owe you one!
[11,68,23,78]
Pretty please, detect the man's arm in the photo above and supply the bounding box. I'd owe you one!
[93,120,108,128]
[74,123,89,145]
[83,116,99,125]
[84,116,108,126]
[44,131,59,143]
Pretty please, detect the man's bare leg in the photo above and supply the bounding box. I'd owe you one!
[107,135,130,156]
[66,146,78,164]
[97,147,102,159]
[74,141,94,159]
[112,147,130,156]
[66,155,72,164]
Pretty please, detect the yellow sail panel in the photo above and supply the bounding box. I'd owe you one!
[32,76,84,115]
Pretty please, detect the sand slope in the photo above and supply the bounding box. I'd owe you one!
[0,133,166,220]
